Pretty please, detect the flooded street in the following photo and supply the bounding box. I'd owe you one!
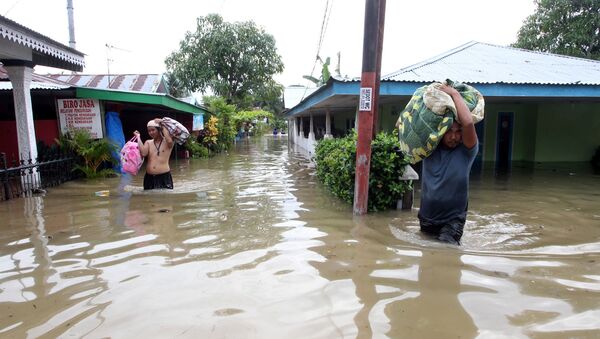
[1,136,599,338]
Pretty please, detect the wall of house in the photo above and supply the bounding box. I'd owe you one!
[534,102,600,162]
[0,120,60,161]
[378,105,403,134]
[481,103,538,163]
[331,110,357,136]
[513,105,538,163]
[482,109,497,162]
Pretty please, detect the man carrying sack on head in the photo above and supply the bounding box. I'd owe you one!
[133,118,175,190]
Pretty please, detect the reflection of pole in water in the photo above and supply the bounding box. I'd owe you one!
[384,250,477,338]
[25,196,55,298]
[18,197,111,335]
[309,215,478,337]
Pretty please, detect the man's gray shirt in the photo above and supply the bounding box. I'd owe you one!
[418,142,478,224]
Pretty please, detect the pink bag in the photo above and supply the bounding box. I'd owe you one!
[120,136,143,175]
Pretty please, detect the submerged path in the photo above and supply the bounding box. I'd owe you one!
[1,136,599,338]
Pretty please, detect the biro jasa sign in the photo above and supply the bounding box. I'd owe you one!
[57,98,103,138]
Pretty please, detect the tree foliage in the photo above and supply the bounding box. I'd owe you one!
[233,110,273,128]
[165,14,285,107]
[512,0,600,60]
[163,71,189,98]
[303,56,332,86]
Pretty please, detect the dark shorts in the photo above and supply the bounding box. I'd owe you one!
[143,171,173,190]
[419,218,465,245]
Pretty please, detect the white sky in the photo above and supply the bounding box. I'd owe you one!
[2,0,536,87]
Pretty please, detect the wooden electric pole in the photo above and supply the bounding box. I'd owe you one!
[353,0,386,215]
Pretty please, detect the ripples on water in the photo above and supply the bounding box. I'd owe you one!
[0,136,599,338]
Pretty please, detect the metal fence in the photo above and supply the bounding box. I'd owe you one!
[1,152,78,201]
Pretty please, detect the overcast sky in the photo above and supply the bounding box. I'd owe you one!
[2,0,536,87]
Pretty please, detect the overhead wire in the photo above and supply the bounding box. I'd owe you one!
[302,0,333,101]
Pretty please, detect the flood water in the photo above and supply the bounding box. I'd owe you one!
[1,136,599,338]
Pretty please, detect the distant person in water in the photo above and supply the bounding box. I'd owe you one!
[134,119,174,190]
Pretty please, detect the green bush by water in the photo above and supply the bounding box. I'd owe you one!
[185,136,210,158]
[314,131,413,212]
[56,129,117,179]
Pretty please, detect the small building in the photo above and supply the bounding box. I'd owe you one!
[0,74,208,161]
[286,41,600,171]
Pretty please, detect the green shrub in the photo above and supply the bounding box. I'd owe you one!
[56,129,117,179]
[185,136,210,158]
[314,131,412,212]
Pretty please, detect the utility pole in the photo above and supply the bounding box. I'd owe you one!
[66,0,76,49]
[353,0,386,215]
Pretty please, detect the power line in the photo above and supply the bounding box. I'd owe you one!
[302,0,334,100]
[105,43,132,87]
[4,0,24,16]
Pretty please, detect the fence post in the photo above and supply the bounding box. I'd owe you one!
[1,153,11,200]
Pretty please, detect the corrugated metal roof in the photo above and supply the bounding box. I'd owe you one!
[45,74,166,93]
[383,41,600,85]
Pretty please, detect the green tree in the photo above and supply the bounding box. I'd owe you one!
[512,0,600,60]
[302,53,345,86]
[163,71,189,98]
[165,14,285,106]
[233,109,274,136]
[303,56,332,86]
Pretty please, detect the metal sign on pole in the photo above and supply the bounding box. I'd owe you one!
[353,0,386,215]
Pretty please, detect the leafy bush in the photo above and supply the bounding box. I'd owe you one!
[56,129,117,179]
[203,96,237,151]
[197,116,220,153]
[185,136,210,158]
[314,131,412,212]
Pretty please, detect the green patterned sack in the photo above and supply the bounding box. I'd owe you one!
[396,79,484,164]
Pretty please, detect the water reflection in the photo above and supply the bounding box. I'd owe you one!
[1,196,110,337]
[0,136,599,338]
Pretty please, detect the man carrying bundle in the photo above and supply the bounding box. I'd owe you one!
[134,118,175,190]
[417,84,478,245]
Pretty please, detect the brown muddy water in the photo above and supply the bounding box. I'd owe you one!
[1,136,599,338]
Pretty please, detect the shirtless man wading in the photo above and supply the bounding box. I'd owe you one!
[134,119,175,190]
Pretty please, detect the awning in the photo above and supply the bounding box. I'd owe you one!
[75,87,209,115]
[0,14,85,71]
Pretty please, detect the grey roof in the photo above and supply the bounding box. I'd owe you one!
[383,41,600,85]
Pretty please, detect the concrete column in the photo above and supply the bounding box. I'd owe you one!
[325,109,332,139]
[289,118,296,144]
[308,113,315,140]
[5,64,37,161]
[299,117,304,138]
